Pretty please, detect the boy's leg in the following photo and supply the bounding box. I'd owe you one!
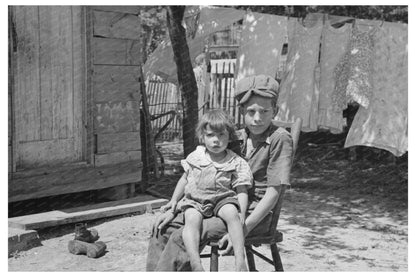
[217,204,248,271]
[183,208,204,271]
[154,215,227,271]
[146,212,186,271]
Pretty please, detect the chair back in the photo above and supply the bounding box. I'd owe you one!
[267,118,302,237]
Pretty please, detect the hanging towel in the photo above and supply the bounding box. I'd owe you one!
[345,22,408,156]
[275,17,324,132]
[236,12,289,81]
[317,21,352,134]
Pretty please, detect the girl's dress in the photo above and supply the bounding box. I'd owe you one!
[344,22,408,156]
[275,17,323,131]
[317,21,352,133]
[176,146,253,217]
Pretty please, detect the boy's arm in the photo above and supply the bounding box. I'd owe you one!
[236,186,248,223]
[244,132,293,235]
[243,186,279,235]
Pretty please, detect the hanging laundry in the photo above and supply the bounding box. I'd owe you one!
[275,17,324,132]
[345,22,408,157]
[196,6,246,38]
[355,18,381,31]
[317,20,352,134]
[333,25,376,111]
[193,53,209,117]
[235,12,289,80]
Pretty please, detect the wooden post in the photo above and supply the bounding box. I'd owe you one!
[139,66,159,184]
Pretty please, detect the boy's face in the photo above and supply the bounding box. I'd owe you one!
[242,95,276,135]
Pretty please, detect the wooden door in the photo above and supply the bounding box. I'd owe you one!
[11,6,85,170]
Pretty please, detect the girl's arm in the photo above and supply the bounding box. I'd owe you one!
[243,186,279,235]
[160,172,188,212]
[236,186,248,223]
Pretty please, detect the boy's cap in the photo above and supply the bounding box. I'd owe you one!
[235,75,279,105]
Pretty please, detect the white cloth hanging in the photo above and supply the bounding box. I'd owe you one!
[317,20,352,134]
[345,22,408,156]
[235,11,289,81]
[275,17,324,132]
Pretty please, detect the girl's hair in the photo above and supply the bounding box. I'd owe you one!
[196,109,237,144]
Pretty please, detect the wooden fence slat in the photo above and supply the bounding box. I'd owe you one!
[155,82,163,135]
[162,83,169,141]
[156,82,163,140]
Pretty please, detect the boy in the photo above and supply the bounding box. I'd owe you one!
[146,74,293,271]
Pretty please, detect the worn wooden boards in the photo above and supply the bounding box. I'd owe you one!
[93,10,141,40]
[12,6,84,169]
[96,132,141,153]
[9,195,167,230]
[9,6,144,203]
[9,161,142,203]
[91,6,142,168]
[93,37,141,65]
[94,65,141,102]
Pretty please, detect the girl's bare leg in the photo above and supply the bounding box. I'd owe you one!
[217,204,248,271]
[183,208,204,271]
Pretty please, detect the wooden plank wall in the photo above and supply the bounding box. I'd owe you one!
[12,6,85,169]
[91,6,142,167]
[9,6,144,203]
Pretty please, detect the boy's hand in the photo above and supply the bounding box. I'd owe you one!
[153,210,175,237]
[160,200,177,213]
[218,234,234,256]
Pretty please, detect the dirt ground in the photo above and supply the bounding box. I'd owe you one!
[8,140,408,271]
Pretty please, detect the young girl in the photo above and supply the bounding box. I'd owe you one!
[160,109,252,271]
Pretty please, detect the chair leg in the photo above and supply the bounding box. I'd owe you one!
[270,243,284,271]
[210,245,219,271]
[245,245,256,271]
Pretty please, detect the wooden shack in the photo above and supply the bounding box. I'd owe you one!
[8,6,144,204]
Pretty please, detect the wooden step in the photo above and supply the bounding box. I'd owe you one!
[9,194,167,230]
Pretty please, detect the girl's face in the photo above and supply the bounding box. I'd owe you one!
[203,125,229,156]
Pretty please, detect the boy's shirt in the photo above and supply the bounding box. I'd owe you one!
[233,124,293,203]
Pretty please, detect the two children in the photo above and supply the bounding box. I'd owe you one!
[147,74,293,271]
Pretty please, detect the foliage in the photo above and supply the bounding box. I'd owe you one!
[138,6,167,63]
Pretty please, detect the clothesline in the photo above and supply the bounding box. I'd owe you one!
[185,10,406,30]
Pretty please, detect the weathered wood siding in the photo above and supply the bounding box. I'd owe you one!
[12,6,84,169]
[91,6,142,166]
[9,6,144,203]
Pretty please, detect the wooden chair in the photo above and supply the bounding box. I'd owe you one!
[200,118,302,271]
